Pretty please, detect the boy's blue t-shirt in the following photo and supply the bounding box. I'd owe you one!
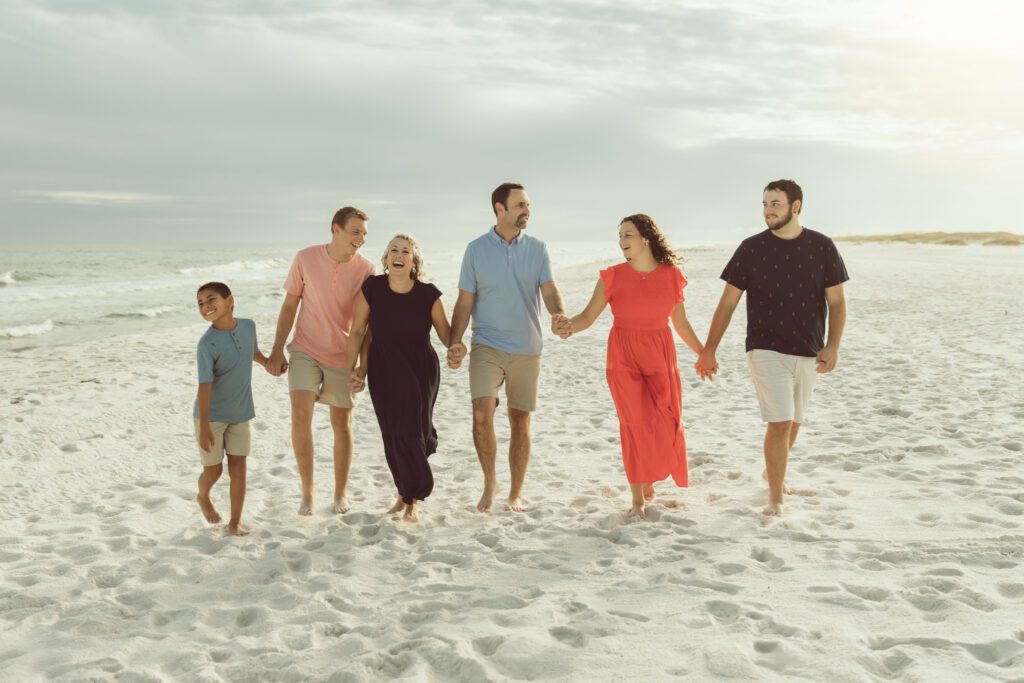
[193,318,257,424]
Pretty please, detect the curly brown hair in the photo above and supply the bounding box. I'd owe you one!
[620,214,678,266]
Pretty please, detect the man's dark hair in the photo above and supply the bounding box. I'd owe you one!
[332,206,369,232]
[763,179,803,211]
[491,183,524,216]
[197,282,231,298]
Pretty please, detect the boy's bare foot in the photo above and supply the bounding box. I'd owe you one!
[477,484,498,512]
[628,503,646,519]
[403,504,419,523]
[298,495,313,516]
[197,494,222,524]
[761,501,784,517]
[225,522,250,536]
[643,484,656,501]
[762,469,794,495]
[505,496,526,512]
[386,497,404,514]
[333,496,350,514]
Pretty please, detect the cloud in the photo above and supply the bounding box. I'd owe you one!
[15,190,174,205]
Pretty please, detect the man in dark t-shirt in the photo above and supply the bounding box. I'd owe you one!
[697,180,849,517]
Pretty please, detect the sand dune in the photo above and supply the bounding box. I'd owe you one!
[836,231,1023,246]
[1,243,1023,680]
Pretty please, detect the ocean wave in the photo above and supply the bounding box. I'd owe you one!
[177,258,289,275]
[102,305,180,320]
[0,271,17,285]
[0,319,54,338]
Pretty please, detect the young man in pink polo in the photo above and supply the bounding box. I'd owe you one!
[265,207,375,515]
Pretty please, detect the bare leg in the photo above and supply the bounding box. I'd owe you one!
[472,397,499,512]
[762,420,793,516]
[643,484,656,501]
[386,496,404,514]
[197,463,223,524]
[506,408,531,512]
[330,406,353,513]
[225,454,249,536]
[403,501,419,522]
[290,390,317,515]
[762,422,800,495]
[628,482,646,519]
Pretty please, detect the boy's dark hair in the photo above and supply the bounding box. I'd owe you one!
[332,206,368,232]
[763,179,803,210]
[491,182,524,216]
[197,282,231,298]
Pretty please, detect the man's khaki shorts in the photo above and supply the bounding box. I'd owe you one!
[746,349,818,423]
[287,347,356,409]
[469,344,541,412]
[194,419,251,467]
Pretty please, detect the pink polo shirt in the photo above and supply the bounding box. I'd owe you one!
[284,245,375,368]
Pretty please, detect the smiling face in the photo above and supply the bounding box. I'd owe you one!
[332,216,369,253]
[763,189,799,231]
[197,289,234,326]
[496,189,530,231]
[618,221,649,262]
[381,235,423,280]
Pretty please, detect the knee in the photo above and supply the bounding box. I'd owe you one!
[508,410,531,435]
[227,456,246,475]
[330,409,353,434]
[472,409,494,433]
[204,464,223,480]
[766,421,793,436]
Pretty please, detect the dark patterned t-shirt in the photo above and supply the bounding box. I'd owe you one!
[721,228,849,357]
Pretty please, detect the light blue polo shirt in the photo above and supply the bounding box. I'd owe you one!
[457,227,554,356]
[193,318,258,424]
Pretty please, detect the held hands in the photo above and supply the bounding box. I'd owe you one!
[447,342,466,370]
[694,348,719,382]
[349,366,367,393]
[815,345,839,373]
[265,349,288,377]
[551,314,572,339]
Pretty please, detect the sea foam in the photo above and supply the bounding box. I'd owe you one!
[177,258,289,275]
[0,319,54,338]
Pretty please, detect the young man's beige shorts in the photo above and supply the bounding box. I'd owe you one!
[287,347,356,409]
[194,420,251,467]
[469,344,542,412]
[746,349,818,423]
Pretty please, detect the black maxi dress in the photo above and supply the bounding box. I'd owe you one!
[362,275,441,504]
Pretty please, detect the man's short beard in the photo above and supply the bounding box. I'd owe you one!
[766,208,793,231]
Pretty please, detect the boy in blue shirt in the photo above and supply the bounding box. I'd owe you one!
[194,282,268,536]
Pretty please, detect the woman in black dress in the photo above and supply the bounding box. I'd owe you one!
[346,234,456,522]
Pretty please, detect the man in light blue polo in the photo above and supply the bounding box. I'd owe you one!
[448,182,571,513]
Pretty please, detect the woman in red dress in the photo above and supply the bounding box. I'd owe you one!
[566,215,707,519]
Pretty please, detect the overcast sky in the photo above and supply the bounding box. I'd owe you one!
[2,0,1022,244]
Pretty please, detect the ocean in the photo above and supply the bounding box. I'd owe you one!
[0,240,624,352]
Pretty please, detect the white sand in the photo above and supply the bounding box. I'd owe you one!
[2,243,1023,681]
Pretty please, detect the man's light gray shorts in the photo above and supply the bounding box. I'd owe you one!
[746,349,818,423]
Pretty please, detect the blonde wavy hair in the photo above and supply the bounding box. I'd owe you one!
[381,233,427,281]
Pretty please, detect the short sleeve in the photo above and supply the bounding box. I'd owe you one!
[457,244,477,293]
[197,343,214,383]
[720,244,749,291]
[425,282,442,303]
[361,276,375,306]
[248,319,259,353]
[538,244,554,285]
[673,266,688,303]
[599,267,615,301]
[822,239,850,288]
[283,253,304,297]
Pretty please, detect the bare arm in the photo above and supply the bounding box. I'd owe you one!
[816,283,847,373]
[347,291,370,372]
[431,298,452,348]
[567,278,608,335]
[696,283,744,379]
[446,289,475,368]
[196,382,214,451]
[540,280,566,316]
[266,293,301,376]
[253,350,268,368]
[670,302,704,355]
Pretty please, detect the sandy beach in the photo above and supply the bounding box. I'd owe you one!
[1,240,1023,681]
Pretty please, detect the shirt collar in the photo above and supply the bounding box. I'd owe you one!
[489,226,521,245]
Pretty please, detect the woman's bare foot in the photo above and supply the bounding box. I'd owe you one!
[403,503,419,522]
[197,494,222,524]
[298,495,313,516]
[386,497,404,514]
[225,522,250,536]
[762,469,794,495]
[505,496,526,512]
[761,501,784,517]
[643,484,656,501]
[628,503,646,519]
[333,496,350,514]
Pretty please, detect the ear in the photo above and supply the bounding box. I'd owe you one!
[494,202,505,216]
[227,295,235,307]
[331,222,342,235]
[792,199,802,215]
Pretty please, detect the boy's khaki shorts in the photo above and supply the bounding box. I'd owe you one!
[469,344,541,412]
[194,420,251,467]
[746,349,818,423]
[287,347,356,409]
